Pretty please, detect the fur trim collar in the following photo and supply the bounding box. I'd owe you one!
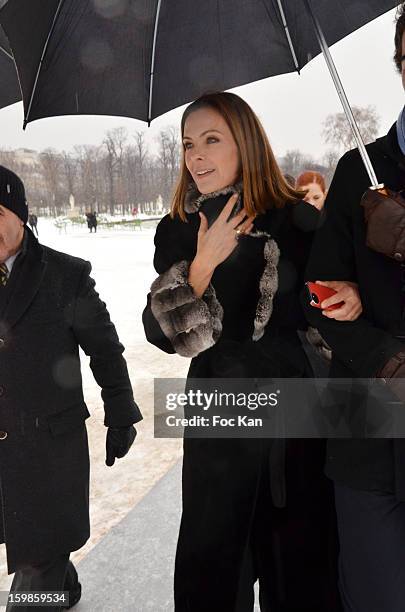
[184,181,244,213]
[184,181,271,240]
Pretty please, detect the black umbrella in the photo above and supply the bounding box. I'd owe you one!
[0,23,21,109]
[0,0,400,185]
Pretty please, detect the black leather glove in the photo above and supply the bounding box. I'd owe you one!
[105,425,137,467]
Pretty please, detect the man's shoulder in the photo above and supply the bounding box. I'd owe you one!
[41,244,90,273]
[338,142,379,169]
[338,124,397,172]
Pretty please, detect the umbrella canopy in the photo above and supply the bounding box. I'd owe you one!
[0,23,21,109]
[0,0,399,127]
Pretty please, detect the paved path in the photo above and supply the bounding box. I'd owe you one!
[75,461,182,612]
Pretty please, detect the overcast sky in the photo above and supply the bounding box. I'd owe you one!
[0,7,403,161]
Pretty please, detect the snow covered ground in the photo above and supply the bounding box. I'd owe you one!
[0,218,190,588]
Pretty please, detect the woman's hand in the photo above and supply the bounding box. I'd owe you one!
[189,193,255,297]
[197,193,254,269]
[316,280,363,321]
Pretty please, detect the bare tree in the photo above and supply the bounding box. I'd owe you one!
[322,106,381,153]
[74,145,103,213]
[40,149,64,216]
[61,152,77,200]
[157,126,180,208]
[322,149,341,185]
[133,130,148,211]
[280,150,304,179]
[280,150,316,181]
[103,127,128,214]
[166,125,180,189]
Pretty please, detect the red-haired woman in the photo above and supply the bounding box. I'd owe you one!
[143,92,362,611]
[296,171,327,210]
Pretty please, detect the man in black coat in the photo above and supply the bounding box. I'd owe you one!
[0,166,142,611]
[303,7,405,611]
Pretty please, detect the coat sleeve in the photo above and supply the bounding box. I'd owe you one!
[302,154,403,377]
[72,261,142,427]
[142,292,176,354]
[143,215,224,358]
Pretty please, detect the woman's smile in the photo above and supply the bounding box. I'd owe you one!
[195,169,215,178]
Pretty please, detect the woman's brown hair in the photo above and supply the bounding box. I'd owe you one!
[394,3,405,72]
[170,92,304,220]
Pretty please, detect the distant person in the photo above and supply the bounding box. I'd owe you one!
[91,211,98,232]
[28,213,38,236]
[86,211,97,233]
[85,211,92,231]
[296,171,327,210]
[132,206,139,216]
[0,166,142,611]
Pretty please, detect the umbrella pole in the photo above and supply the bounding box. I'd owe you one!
[148,0,163,127]
[275,0,300,73]
[304,0,383,189]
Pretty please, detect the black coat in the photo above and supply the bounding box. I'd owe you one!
[143,190,341,611]
[303,124,405,498]
[0,229,142,573]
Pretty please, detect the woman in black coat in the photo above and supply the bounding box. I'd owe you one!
[143,92,360,612]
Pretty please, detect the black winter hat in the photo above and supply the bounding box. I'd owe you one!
[0,165,28,224]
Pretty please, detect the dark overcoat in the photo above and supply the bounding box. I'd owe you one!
[303,124,405,498]
[143,187,341,611]
[0,228,142,573]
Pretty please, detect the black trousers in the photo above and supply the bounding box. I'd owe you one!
[236,449,341,612]
[175,439,341,612]
[6,555,77,612]
[334,483,405,612]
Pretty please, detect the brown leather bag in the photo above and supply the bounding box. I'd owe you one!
[361,187,405,261]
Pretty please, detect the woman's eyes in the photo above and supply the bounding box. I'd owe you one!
[183,137,219,149]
